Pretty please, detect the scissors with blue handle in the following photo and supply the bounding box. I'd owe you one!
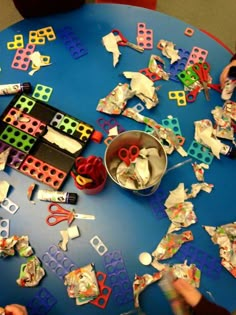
[46,203,95,226]
[118,145,140,166]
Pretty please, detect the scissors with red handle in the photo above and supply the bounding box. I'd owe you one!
[111,29,144,53]
[76,156,104,184]
[46,203,95,226]
[192,62,210,100]
[118,145,140,166]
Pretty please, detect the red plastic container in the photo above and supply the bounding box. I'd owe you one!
[95,0,157,10]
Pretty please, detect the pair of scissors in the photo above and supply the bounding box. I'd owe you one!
[76,156,103,183]
[111,29,144,53]
[46,203,95,226]
[118,145,140,166]
[192,62,210,100]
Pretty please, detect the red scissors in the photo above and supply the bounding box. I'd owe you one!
[118,145,140,166]
[76,156,103,183]
[46,203,95,226]
[192,62,210,100]
[111,29,144,53]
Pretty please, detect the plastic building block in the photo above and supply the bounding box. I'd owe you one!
[7,34,24,50]
[137,23,153,49]
[0,198,19,214]
[50,112,65,128]
[0,219,10,237]
[58,115,78,135]
[11,44,35,71]
[75,122,94,142]
[169,48,190,82]
[148,188,168,220]
[162,116,182,136]
[13,94,36,113]
[29,30,46,45]
[41,245,77,280]
[177,66,199,87]
[139,68,161,81]
[90,272,112,309]
[185,46,208,68]
[168,91,187,106]
[0,141,26,169]
[19,155,67,189]
[184,28,194,37]
[96,117,125,134]
[27,287,57,315]
[37,26,56,41]
[57,26,88,59]
[174,243,222,280]
[187,140,214,165]
[90,236,108,256]
[32,84,53,102]
[103,250,133,305]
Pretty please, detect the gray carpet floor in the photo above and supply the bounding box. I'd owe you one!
[0,0,235,51]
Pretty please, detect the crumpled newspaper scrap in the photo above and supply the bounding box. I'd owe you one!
[152,230,194,261]
[192,162,209,182]
[112,147,166,190]
[17,255,45,287]
[96,83,134,115]
[203,222,236,278]
[102,32,121,67]
[123,71,159,109]
[0,147,11,171]
[133,272,162,309]
[122,107,187,157]
[159,39,181,64]
[223,100,236,122]
[211,106,235,141]
[0,235,33,258]
[194,119,229,159]
[0,180,10,203]
[64,263,100,305]
[29,51,51,76]
[148,54,169,80]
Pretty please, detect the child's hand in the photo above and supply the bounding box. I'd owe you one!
[172,278,202,307]
[5,304,28,315]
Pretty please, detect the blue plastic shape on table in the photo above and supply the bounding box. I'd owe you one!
[148,188,168,220]
[187,140,214,164]
[169,48,190,82]
[27,287,57,315]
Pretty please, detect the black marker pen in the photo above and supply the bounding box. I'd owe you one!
[0,82,32,95]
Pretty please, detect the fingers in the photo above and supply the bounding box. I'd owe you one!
[5,304,28,315]
[173,278,202,307]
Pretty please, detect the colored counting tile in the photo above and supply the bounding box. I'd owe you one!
[90,272,112,309]
[0,125,36,153]
[76,122,94,142]
[13,94,36,113]
[168,91,186,106]
[177,66,199,87]
[96,117,125,134]
[19,155,67,189]
[37,26,56,41]
[169,48,190,82]
[139,68,161,81]
[50,112,65,128]
[162,116,182,136]
[185,46,208,68]
[32,84,53,102]
[41,245,77,280]
[29,30,46,45]
[137,22,153,49]
[58,115,78,135]
[174,243,222,279]
[11,44,35,71]
[184,27,195,37]
[3,108,45,137]
[149,188,168,220]
[187,140,214,164]
[7,34,24,50]
[103,250,133,305]
[27,287,57,315]
[0,140,26,169]
[57,26,88,59]
[0,219,10,238]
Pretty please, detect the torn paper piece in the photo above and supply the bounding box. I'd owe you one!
[0,147,11,171]
[64,263,99,305]
[17,256,45,287]
[96,83,134,115]
[108,126,118,136]
[123,71,159,109]
[0,180,10,203]
[102,32,121,67]
[186,182,214,199]
[211,106,234,141]
[67,225,80,239]
[164,183,187,208]
[194,119,226,159]
[58,230,69,251]
[170,261,201,288]
[29,51,51,76]
[159,40,181,64]
[27,183,36,201]
[148,54,170,80]
[152,230,193,261]
[165,201,197,233]
[133,272,162,309]
[192,162,209,181]
[203,222,236,278]
[0,235,33,258]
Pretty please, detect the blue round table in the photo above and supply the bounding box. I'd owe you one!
[0,4,235,315]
